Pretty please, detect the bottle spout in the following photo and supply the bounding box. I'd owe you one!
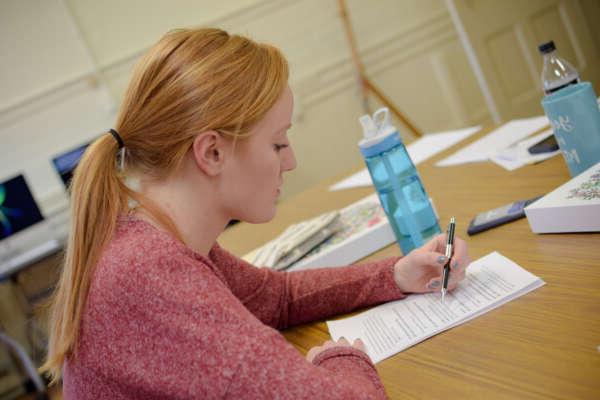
[372,107,391,132]
[359,115,378,139]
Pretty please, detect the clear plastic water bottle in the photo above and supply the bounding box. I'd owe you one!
[539,40,580,95]
[358,108,441,255]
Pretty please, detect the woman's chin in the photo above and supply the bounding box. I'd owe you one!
[240,207,277,224]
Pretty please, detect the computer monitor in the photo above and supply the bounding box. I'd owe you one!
[51,142,90,188]
[0,174,44,241]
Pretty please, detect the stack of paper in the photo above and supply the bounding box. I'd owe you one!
[436,116,549,167]
[327,252,544,363]
[490,129,561,171]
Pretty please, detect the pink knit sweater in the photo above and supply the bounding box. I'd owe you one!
[63,215,405,399]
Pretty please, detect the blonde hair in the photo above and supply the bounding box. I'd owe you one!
[42,27,288,381]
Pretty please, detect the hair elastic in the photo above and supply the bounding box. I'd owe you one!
[109,129,124,149]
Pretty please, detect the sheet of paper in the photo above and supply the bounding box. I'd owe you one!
[329,126,481,191]
[407,126,481,165]
[328,169,371,191]
[327,252,545,363]
[436,116,549,167]
[490,129,561,171]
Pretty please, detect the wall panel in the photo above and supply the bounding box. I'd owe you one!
[0,0,94,110]
[1,0,491,212]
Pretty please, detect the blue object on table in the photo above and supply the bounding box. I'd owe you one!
[358,108,440,255]
[542,82,600,177]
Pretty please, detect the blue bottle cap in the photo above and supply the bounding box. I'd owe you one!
[359,132,403,157]
[358,108,403,157]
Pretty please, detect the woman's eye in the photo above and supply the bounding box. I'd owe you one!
[274,144,288,152]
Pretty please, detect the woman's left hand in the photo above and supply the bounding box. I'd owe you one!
[393,233,471,293]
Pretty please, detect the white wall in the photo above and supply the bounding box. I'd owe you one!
[0,0,491,216]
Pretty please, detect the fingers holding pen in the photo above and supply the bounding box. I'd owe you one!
[446,263,467,291]
[426,266,465,292]
[448,236,470,290]
[428,230,470,272]
[426,235,470,292]
[393,231,471,294]
[450,235,470,273]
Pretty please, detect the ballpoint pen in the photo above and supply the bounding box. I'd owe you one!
[441,216,456,303]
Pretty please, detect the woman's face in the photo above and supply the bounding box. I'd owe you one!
[222,86,296,223]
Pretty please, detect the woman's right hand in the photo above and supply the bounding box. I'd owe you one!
[306,337,366,363]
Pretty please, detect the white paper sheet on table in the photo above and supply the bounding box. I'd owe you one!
[327,252,545,364]
[329,126,481,191]
[329,169,372,192]
[436,116,549,167]
[490,129,561,171]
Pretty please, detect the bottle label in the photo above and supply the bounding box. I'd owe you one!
[545,78,580,95]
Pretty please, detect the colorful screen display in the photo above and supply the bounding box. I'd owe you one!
[0,174,44,240]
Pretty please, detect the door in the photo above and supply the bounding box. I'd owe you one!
[448,0,600,122]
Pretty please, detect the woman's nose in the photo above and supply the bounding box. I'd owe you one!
[282,147,297,172]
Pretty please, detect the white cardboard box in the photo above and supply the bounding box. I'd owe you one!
[289,194,396,271]
[524,161,600,233]
[244,193,397,270]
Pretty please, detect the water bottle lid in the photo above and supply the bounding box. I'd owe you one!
[358,108,403,157]
[538,40,556,54]
[359,131,402,157]
[359,115,378,139]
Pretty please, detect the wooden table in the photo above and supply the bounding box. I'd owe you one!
[219,127,600,399]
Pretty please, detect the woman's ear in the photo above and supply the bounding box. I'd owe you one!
[191,131,229,176]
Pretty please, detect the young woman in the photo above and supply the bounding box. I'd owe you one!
[43,28,469,399]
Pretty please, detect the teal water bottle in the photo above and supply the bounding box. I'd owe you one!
[358,108,441,255]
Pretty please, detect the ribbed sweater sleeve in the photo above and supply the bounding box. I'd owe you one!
[62,218,402,399]
[209,244,406,329]
[222,333,389,400]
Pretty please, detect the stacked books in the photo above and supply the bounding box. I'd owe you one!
[525,161,600,233]
[245,193,397,271]
[249,211,343,270]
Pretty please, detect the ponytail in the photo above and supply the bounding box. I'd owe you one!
[42,134,128,381]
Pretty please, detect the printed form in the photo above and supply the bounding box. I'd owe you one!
[327,252,545,363]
